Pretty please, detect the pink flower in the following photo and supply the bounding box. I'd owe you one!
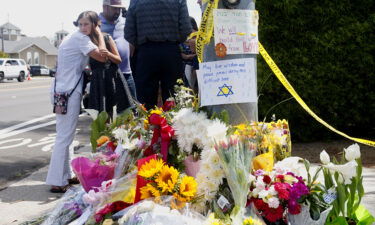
[274,182,291,200]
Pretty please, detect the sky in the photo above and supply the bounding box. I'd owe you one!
[0,0,201,39]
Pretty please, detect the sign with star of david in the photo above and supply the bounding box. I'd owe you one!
[197,58,257,106]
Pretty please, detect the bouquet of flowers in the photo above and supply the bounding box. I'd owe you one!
[320,144,374,225]
[137,158,198,203]
[71,153,118,193]
[215,137,256,225]
[41,186,87,225]
[248,168,310,224]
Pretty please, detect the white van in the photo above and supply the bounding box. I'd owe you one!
[0,58,28,82]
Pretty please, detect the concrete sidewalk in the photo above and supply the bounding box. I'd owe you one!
[0,162,374,225]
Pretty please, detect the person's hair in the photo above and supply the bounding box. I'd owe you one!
[190,17,198,31]
[74,11,101,45]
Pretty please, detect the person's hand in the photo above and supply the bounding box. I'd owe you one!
[94,25,102,35]
[187,39,196,53]
[99,48,110,58]
[181,53,196,60]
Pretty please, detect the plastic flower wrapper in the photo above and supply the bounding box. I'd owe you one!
[288,204,331,225]
[71,153,118,193]
[115,196,207,225]
[41,186,87,225]
[215,137,255,225]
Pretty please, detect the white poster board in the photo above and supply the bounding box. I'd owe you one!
[197,58,257,106]
[213,9,259,54]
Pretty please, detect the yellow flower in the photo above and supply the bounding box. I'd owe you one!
[155,165,179,193]
[123,187,135,203]
[138,159,164,178]
[179,176,197,198]
[243,217,263,225]
[143,119,149,129]
[150,108,163,116]
[173,193,190,203]
[284,174,297,184]
[140,183,161,200]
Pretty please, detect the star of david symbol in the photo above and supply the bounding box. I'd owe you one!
[217,84,234,97]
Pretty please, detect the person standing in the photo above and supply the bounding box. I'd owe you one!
[87,25,122,120]
[125,0,192,109]
[46,11,108,193]
[100,0,137,114]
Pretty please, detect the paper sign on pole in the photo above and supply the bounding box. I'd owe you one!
[213,9,259,54]
[197,58,257,106]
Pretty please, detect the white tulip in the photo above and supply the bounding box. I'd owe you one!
[344,143,361,161]
[320,150,330,165]
[324,161,358,184]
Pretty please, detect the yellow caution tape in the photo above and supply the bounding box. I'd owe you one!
[187,31,198,40]
[258,42,375,147]
[196,0,219,63]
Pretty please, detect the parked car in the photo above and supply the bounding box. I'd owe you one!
[29,65,51,76]
[0,58,28,82]
[49,67,56,77]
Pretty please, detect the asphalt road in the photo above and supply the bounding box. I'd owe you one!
[0,77,92,189]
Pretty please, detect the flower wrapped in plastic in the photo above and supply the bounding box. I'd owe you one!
[71,153,118,193]
[288,204,331,225]
[41,186,87,225]
[115,196,207,225]
[215,137,256,225]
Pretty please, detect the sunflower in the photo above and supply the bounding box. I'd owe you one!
[173,192,190,203]
[140,183,161,200]
[138,159,164,179]
[155,165,179,193]
[179,176,197,198]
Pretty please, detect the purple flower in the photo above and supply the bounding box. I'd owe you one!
[64,202,82,216]
[254,169,265,176]
[290,182,309,200]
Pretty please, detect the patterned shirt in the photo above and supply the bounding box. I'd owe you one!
[125,0,192,46]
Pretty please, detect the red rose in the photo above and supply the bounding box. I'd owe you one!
[162,100,175,111]
[263,175,272,184]
[107,142,116,152]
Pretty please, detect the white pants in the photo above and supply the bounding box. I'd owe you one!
[46,91,81,186]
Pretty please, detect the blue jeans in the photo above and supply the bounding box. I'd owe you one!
[115,72,137,113]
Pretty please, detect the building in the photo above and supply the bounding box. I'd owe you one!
[0,22,22,41]
[0,22,58,69]
[54,29,69,48]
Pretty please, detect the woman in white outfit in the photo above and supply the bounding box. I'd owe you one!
[46,11,110,193]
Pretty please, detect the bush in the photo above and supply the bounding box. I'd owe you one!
[256,0,375,141]
[0,51,9,58]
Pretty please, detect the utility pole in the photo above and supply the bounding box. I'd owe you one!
[1,27,4,53]
[201,0,258,124]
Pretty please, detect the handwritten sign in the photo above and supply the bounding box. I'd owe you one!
[213,9,259,54]
[197,58,257,106]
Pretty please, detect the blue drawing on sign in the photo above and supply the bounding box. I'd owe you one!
[217,84,234,97]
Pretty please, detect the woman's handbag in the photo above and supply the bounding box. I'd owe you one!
[53,74,83,114]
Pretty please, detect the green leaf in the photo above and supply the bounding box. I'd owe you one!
[355,205,375,225]
[336,182,347,216]
[325,216,348,225]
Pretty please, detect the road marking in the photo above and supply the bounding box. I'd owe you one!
[0,114,86,140]
[0,114,55,135]
[0,138,32,149]
[0,120,56,140]
[0,85,51,92]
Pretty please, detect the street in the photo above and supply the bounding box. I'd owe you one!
[0,77,92,189]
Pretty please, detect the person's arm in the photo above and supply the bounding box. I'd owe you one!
[124,4,137,46]
[178,0,192,43]
[99,36,122,64]
[88,27,108,62]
